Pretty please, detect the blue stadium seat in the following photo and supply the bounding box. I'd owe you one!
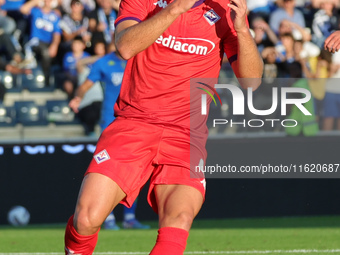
[0,104,16,127]
[14,101,48,126]
[18,68,54,92]
[0,71,22,93]
[46,100,79,125]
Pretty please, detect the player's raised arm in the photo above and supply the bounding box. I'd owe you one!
[115,0,197,60]
[228,0,263,89]
[325,31,340,53]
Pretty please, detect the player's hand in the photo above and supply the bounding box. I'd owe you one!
[169,0,198,15]
[324,31,340,53]
[228,0,248,33]
[69,96,82,114]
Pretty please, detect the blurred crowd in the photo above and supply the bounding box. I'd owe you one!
[0,0,339,134]
[223,0,340,133]
[0,0,118,95]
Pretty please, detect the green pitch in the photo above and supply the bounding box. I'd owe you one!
[1,216,340,254]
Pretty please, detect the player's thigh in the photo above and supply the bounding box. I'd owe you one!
[74,172,126,233]
[154,184,203,231]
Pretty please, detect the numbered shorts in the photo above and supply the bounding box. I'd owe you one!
[86,117,206,213]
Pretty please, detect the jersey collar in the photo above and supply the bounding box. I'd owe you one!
[191,0,205,8]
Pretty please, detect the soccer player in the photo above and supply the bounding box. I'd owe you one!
[89,0,117,45]
[62,37,91,99]
[20,0,61,86]
[64,0,263,254]
[325,31,340,53]
[70,44,125,131]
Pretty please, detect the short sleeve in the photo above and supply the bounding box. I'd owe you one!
[87,59,103,83]
[114,0,149,27]
[59,16,72,34]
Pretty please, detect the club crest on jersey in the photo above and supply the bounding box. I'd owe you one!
[154,0,168,8]
[203,9,220,25]
[94,149,110,164]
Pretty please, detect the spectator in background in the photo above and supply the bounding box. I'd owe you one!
[0,0,16,35]
[247,0,273,14]
[275,20,320,71]
[76,40,106,75]
[252,17,278,53]
[269,0,306,35]
[89,0,116,45]
[247,0,276,22]
[0,32,23,66]
[322,51,340,130]
[0,35,31,104]
[20,0,62,86]
[275,32,305,77]
[312,0,338,48]
[275,31,317,79]
[279,32,296,62]
[112,0,121,11]
[308,49,331,123]
[321,27,340,130]
[313,49,331,78]
[59,0,92,56]
[0,56,31,104]
[60,40,106,135]
[73,41,106,136]
[62,36,91,99]
[0,0,26,43]
[294,38,316,78]
[278,19,311,42]
[0,55,31,75]
[61,0,96,16]
[262,47,279,80]
[70,41,125,132]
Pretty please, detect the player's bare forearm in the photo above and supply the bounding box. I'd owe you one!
[70,79,94,113]
[115,0,196,60]
[228,0,263,90]
[76,79,94,99]
[115,12,179,60]
[235,29,263,81]
[77,56,100,73]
